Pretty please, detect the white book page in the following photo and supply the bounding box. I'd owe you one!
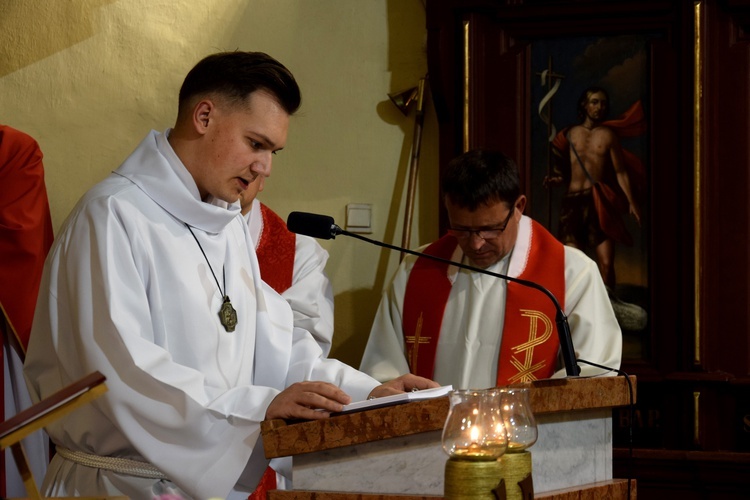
[337,385,453,414]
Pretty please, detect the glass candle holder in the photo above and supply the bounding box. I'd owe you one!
[441,388,508,460]
[499,387,538,452]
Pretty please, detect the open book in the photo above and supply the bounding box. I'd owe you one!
[336,385,453,414]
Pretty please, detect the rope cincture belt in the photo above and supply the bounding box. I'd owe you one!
[56,446,169,480]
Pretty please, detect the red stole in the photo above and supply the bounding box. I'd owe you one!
[255,203,296,294]
[402,237,455,379]
[248,466,277,500]
[250,203,296,498]
[402,220,565,385]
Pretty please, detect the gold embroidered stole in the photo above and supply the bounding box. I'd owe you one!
[401,221,565,383]
[497,221,565,384]
[402,236,455,378]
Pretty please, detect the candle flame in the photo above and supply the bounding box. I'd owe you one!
[470,425,480,443]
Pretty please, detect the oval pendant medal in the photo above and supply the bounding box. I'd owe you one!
[219,296,238,332]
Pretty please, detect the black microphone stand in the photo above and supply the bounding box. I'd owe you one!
[330,225,581,377]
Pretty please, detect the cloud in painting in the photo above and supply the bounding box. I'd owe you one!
[572,35,648,115]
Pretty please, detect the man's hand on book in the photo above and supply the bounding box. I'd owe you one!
[266,381,352,420]
[368,374,440,399]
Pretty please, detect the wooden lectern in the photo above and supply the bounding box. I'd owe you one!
[261,376,637,499]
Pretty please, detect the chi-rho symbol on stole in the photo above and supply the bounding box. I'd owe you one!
[507,308,553,384]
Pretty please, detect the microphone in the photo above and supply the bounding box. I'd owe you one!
[287,212,340,240]
[287,211,581,377]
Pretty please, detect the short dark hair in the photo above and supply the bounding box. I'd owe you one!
[576,86,609,123]
[177,51,301,118]
[441,149,520,211]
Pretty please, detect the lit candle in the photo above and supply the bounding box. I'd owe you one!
[470,424,480,443]
[451,426,495,459]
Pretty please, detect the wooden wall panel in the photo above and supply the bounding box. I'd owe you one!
[425,0,750,495]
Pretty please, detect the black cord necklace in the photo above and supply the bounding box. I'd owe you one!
[185,224,238,332]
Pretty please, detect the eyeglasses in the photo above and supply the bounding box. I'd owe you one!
[447,208,514,241]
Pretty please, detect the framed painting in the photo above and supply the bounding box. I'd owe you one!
[527,34,656,362]
[428,2,692,375]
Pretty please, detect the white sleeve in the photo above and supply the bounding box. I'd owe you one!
[284,235,335,356]
[359,257,414,382]
[552,246,623,378]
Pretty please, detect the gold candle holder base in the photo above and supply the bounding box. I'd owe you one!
[444,457,504,499]
[499,451,534,500]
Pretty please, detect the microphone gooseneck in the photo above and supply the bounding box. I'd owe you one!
[286,211,581,377]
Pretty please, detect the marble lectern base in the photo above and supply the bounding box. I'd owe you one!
[291,408,612,495]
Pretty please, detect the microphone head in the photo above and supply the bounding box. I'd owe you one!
[287,211,339,240]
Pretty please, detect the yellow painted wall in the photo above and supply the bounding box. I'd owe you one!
[0,0,439,367]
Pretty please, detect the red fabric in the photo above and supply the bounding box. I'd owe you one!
[0,341,4,495]
[0,125,53,496]
[402,236,456,377]
[592,182,632,245]
[601,100,648,202]
[401,221,566,384]
[248,466,277,500]
[496,221,565,384]
[0,125,53,354]
[255,203,295,294]
[603,100,648,137]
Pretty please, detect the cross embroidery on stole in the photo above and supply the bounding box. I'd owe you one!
[405,312,431,373]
